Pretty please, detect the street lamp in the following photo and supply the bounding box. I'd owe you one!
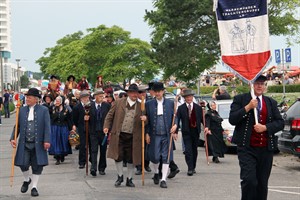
[16,59,21,92]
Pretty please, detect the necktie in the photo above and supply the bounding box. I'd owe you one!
[256,97,261,120]
[97,104,102,120]
[188,104,192,118]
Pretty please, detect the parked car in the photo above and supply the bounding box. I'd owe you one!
[199,100,236,151]
[276,98,300,158]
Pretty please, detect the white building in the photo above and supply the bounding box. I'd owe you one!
[0,0,12,92]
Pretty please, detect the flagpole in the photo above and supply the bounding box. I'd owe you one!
[250,83,259,124]
[141,96,145,186]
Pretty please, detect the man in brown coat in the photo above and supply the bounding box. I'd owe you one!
[104,83,146,187]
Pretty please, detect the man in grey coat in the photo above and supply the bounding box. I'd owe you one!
[10,88,51,197]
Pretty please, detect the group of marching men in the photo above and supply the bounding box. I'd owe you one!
[10,73,212,196]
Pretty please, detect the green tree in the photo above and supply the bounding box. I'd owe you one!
[20,74,30,88]
[36,25,159,85]
[145,0,300,82]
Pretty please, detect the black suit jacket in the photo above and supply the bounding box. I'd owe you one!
[89,101,111,134]
[229,93,284,151]
[176,102,203,135]
[72,103,86,135]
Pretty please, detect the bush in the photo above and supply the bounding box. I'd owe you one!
[267,85,300,93]
[9,102,15,112]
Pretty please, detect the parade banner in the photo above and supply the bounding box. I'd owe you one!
[215,0,271,82]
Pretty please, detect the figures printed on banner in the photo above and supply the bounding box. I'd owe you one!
[230,19,257,54]
[47,75,61,99]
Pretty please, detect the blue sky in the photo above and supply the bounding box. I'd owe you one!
[10,0,299,73]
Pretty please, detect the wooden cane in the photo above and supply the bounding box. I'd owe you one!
[202,105,209,165]
[141,96,145,186]
[85,118,89,176]
[10,98,21,187]
[167,96,178,163]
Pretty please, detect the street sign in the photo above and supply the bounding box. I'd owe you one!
[285,48,291,62]
[275,49,281,63]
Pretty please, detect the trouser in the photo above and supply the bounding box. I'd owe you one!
[78,129,91,165]
[20,143,43,175]
[90,131,107,172]
[4,102,9,118]
[182,128,199,171]
[237,146,273,200]
[115,132,133,163]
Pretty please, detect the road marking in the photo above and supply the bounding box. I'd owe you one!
[269,186,300,189]
[269,189,300,195]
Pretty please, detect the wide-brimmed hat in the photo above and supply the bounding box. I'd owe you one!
[43,93,54,102]
[254,75,267,82]
[138,85,148,93]
[147,82,154,90]
[182,89,195,97]
[93,89,104,97]
[80,90,90,98]
[25,88,41,98]
[152,82,165,91]
[50,75,58,80]
[125,83,139,92]
[67,75,75,81]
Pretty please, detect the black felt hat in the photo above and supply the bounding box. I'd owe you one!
[25,88,41,98]
[67,75,75,81]
[152,82,165,91]
[125,83,139,92]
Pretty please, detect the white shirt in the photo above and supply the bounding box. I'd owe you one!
[186,102,193,111]
[28,104,36,121]
[157,98,164,115]
[127,97,136,107]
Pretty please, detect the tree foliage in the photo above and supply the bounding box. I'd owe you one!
[36,25,159,85]
[145,0,300,82]
[20,74,30,88]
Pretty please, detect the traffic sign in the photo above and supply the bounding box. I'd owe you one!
[285,48,291,62]
[275,49,281,63]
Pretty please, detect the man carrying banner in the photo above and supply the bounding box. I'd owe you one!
[229,75,284,200]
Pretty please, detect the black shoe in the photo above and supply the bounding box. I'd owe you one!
[115,175,123,187]
[21,178,31,193]
[167,168,180,179]
[160,180,167,188]
[153,173,159,185]
[187,170,193,176]
[145,166,152,172]
[31,188,39,197]
[99,170,106,175]
[55,160,60,165]
[126,178,135,187]
[60,156,65,163]
[90,170,97,177]
[213,157,220,163]
[75,145,80,150]
[193,169,196,174]
[135,169,142,175]
[79,164,85,169]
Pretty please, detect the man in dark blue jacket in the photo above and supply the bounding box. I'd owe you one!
[229,75,284,200]
[145,82,177,189]
[10,88,51,197]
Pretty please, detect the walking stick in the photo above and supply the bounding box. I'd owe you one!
[84,102,91,176]
[201,103,209,165]
[167,96,178,163]
[10,98,21,187]
[141,96,145,186]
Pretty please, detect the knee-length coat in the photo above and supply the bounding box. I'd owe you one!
[104,98,144,166]
[11,105,51,166]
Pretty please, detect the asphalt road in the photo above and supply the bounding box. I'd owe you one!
[0,114,299,200]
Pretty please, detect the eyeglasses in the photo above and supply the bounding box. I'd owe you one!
[254,82,266,86]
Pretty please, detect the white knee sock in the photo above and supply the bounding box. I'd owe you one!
[127,163,134,179]
[162,164,169,181]
[23,170,30,182]
[151,162,159,174]
[115,161,123,177]
[32,174,39,189]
